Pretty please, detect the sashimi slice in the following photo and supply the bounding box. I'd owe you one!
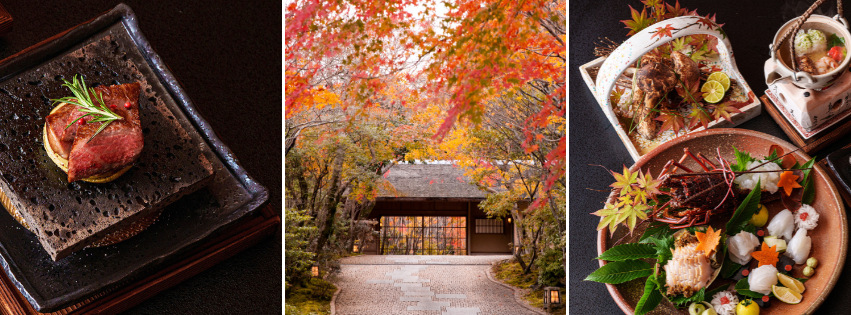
[767,209,795,240]
[785,228,812,264]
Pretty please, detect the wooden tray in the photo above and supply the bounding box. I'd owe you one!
[0,205,278,315]
[761,94,851,154]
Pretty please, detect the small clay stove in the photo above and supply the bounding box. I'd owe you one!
[765,67,851,139]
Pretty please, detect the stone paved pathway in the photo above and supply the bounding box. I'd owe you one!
[334,255,539,315]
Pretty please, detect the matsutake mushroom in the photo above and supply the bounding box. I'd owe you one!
[632,55,677,139]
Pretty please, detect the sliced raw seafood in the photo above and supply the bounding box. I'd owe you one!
[728,231,760,265]
[748,264,779,295]
[767,209,795,240]
[786,228,812,264]
[665,232,714,297]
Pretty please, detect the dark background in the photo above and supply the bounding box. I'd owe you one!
[570,0,850,314]
[0,1,281,314]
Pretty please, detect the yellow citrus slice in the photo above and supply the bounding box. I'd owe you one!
[707,72,731,91]
[772,285,803,304]
[777,273,806,294]
[701,80,725,104]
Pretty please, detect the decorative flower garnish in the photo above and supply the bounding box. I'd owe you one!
[795,204,820,230]
[777,171,803,196]
[751,242,780,267]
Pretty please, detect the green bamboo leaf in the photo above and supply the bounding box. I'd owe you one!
[726,179,761,235]
[720,255,742,279]
[595,243,656,261]
[635,276,662,315]
[584,260,653,284]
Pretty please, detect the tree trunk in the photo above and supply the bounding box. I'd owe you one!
[312,146,346,260]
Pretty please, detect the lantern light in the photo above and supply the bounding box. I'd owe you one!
[353,239,360,253]
[311,264,319,277]
[507,217,512,224]
[543,287,562,311]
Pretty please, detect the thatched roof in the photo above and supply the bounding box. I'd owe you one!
[378,164,488,200]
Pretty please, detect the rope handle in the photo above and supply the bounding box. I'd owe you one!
[772,0,842,73]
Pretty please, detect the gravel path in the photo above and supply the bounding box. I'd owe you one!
[334,255,540,315]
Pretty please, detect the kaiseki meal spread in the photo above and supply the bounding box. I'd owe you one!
[587,145,822,315]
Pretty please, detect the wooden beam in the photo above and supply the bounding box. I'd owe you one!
[467,202,472,255]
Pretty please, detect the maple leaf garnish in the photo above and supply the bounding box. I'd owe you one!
[592,203,620,231]
[621,5,652,36]
[751,242,780,267]
[664,0,689,18]
[687,106,712,131]
[610,165,638,196]
[655,110,687,135]
[710,102,743,124]
[695,226,721,257]
[671,36,689,52]
[610,86,627,106]
[778,171,803,196]
[696,15,717,29]
[651,24,675,40]
[636,169,662,197]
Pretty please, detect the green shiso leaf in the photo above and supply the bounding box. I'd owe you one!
[639,222,674,244]
[731,145,755,173]
[595,243,657,261]
[650,235,675,266]
[763,148,784,168]
[584,260,653,284]
[635,276,663,315]
[735,277,765,298]
[667,287,705,306]
[726,179,761,236]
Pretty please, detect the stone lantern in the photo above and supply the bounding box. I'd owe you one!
[543,287,561,312]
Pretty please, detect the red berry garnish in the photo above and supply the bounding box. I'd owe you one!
[110,104,117,110]
[762,295,770,302]
[800,212,809,220]
[124,101,131,109]
[785,264,792,271]
[742,269,750,276]
[720,296,730,304]
[757,230,764,236]
[77,119,85,125]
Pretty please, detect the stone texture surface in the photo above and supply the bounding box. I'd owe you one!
[335,255,538,315]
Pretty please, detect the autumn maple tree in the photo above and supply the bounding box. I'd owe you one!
[284,0,565,297]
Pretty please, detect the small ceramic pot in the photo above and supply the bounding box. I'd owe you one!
[765,14,851,90]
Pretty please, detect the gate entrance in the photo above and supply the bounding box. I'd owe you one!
[379,216,467,255]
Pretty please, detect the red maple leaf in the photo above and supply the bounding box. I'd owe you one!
[651,24,675,40]
[655,110,687,135]
[710,101,744,124]
[664,0,690,18]
[621,5,652,36]
[687,106,712,131]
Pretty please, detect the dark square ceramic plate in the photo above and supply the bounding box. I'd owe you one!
[0,4,269,312]
[825,146,851,197]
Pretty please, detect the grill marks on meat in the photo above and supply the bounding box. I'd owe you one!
[45,82,143,182]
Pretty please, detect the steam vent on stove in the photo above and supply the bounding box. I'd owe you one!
[363,164,518,255]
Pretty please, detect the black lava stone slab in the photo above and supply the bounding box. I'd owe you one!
[0,27,215,261]
[0,5,268,312]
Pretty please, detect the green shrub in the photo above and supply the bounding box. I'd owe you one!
[536,249,565,287]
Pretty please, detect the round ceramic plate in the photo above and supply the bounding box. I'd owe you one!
[596,129,847,314]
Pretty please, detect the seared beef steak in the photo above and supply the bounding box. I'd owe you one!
[44,103,86,159]
[46,82,143,182]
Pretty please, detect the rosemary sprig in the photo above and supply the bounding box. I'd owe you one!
[50,75,123,142]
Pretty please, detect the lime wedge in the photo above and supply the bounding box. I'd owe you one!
[777,273,806,294]
[701,80,725,104]
[707,72,731,91]
[772,285,803,304]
